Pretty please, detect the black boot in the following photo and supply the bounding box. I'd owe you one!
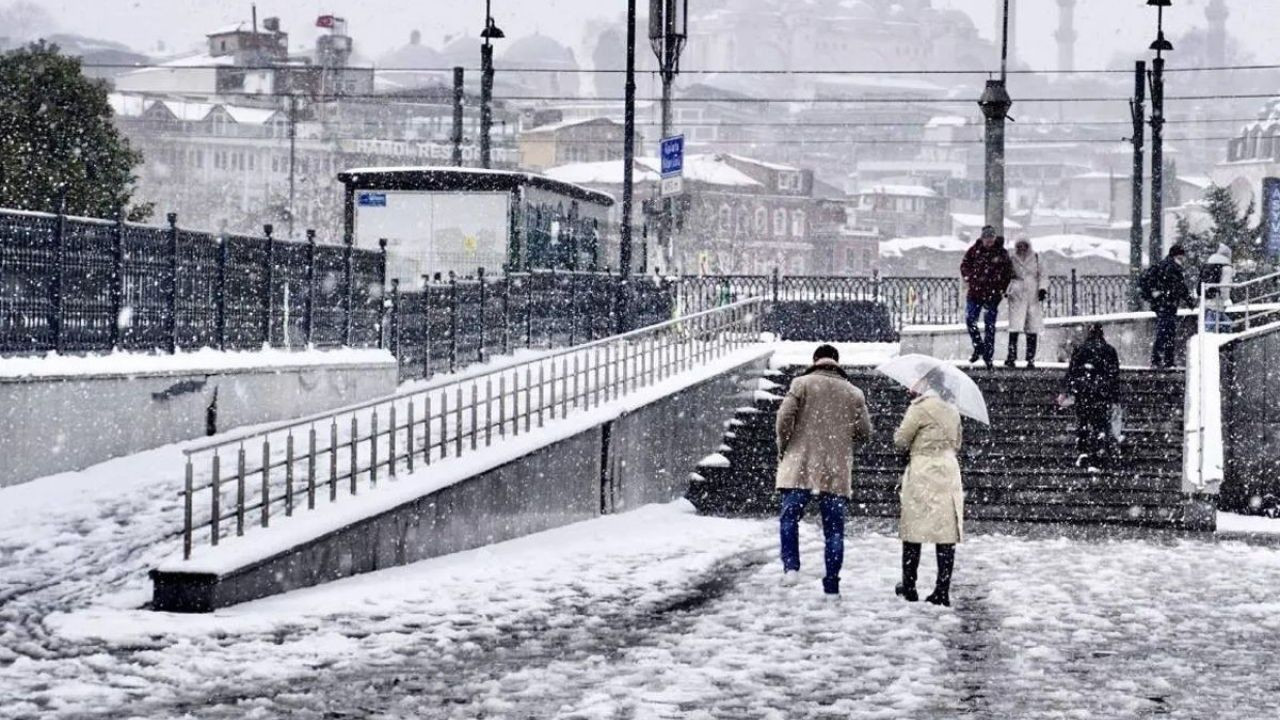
[1025,334,1038,369]
[896,542,920,602]
[1004,333,1019,368]
[925,544,954,607]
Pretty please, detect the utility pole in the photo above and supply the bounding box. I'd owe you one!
[287,94,298,239]
[650,0,688,271]
[978,0,1013,237]
[621,0,637,281]
[480,0,504,169]
[1129,60,1146,308]
[451,66,465,167]
[1148,0,1172,264]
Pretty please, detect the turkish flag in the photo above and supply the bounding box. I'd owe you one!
[316,15,335,28]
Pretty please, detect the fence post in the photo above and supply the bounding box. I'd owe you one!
[110,205,125,351]
[477,266,487,362]
[343,234,355,346]
[262,224,274,347]
[389,278,400,360]
[568,270,577,345]
[502,270,511,355]
[421,274,432,379]
[304,229,316,347]
[872,268,881,304]
[525,271,534,348]
[375,238,388,349]
[1070,268,1079,317]
[216,233,228,350]
[49,194,67,354]
[448,270,458,372]
[166,212,179,354]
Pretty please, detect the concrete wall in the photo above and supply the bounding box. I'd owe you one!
[0,363,398,487]
[1219,326,1280,513]
[152,355,769,612]
[901,311,1199,366]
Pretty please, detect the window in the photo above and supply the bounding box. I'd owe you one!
[718,204,732,233]
[778,172,799,191]
[248,154,256,171]
[773,209,787,236]
[754,207,767,234]
[791,209,806,237]
[736,208,749,235]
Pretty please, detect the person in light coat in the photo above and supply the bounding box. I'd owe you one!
[776,344,873,596]
[1005,238,1049,368]
[1202,243,1235,332]
[893,370,964,607]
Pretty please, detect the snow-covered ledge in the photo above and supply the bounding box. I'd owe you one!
[0,347,397,487]
[1184,334,1229,496]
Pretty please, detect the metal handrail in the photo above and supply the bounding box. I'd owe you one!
[184,297,764,456]
[177,298,766,558]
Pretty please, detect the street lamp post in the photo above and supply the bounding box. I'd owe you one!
[1147,0,1173,263]
[617,0,639,334]
[480,0,505,170]
[978,0,1013,238]
[650,0,688,271]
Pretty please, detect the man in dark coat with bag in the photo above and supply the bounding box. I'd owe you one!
[1059,323,1122,465]
[960,226,1014,369]
[1139,244,1194,368]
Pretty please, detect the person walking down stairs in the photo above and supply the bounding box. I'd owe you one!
[775,345,873,596]
[1005,238,1049,369]
[960,226,1014,370]
[1059,323,1122,467]
[893,369,964,608]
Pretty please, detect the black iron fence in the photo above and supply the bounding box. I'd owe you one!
[0,209,385,355]
[679,271,1130,327]
[387,269,676,381]
[1,205,1135,372]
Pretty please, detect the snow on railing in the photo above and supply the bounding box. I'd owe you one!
[1189,270,1280,491]
[176,298,767,559]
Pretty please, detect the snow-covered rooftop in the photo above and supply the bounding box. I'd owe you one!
[856,184,939,198]
[925,115,969,128]
[881,233,1130,264]
[951,213,1022,231]
[545,154,763,189]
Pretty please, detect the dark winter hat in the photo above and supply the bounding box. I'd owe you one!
[1168,244,1186,258]
[813,344,840,363]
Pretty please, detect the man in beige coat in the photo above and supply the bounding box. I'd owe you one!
[776,344,873,595]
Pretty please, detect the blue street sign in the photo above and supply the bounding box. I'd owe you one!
[1265,177,1280,260]
[358,192,387,207]
[660,135,684,177]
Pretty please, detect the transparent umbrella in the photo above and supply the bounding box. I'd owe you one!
[875,354,991,425]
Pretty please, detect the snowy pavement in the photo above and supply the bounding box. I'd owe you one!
[6,493,1280,718]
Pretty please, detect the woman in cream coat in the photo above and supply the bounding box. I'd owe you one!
[893,372,964,607]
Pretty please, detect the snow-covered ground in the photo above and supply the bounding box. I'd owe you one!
[7,338,1280,718]
[7,488,1280,718]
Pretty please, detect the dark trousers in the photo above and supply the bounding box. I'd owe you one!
[1152,311,1179,368]
[1075,402,1113,461]
[779,489,847,593]
[965,299,999,362]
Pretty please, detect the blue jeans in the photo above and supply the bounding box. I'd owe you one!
[779,489,847,593]
[1152,311,1179,367]
[965,299,1000,362]
[1206,309,1232,333]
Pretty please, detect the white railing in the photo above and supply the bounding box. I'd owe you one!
[177,298,766,558]
[1189,270,1280,491]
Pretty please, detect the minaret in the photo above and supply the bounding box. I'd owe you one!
[1206,0,1228,66]
[1055,0,1076,73]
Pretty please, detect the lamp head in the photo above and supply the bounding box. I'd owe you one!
[1146,0,1172,6]
[481,17,505,40]
[1149,31,1174,53]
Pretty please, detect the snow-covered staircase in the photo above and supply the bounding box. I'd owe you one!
[687,365,1195,528]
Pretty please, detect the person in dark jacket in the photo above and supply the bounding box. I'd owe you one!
[1140,245,1194,368]
[1059,323,1121,465]
[960,227,1014,369]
